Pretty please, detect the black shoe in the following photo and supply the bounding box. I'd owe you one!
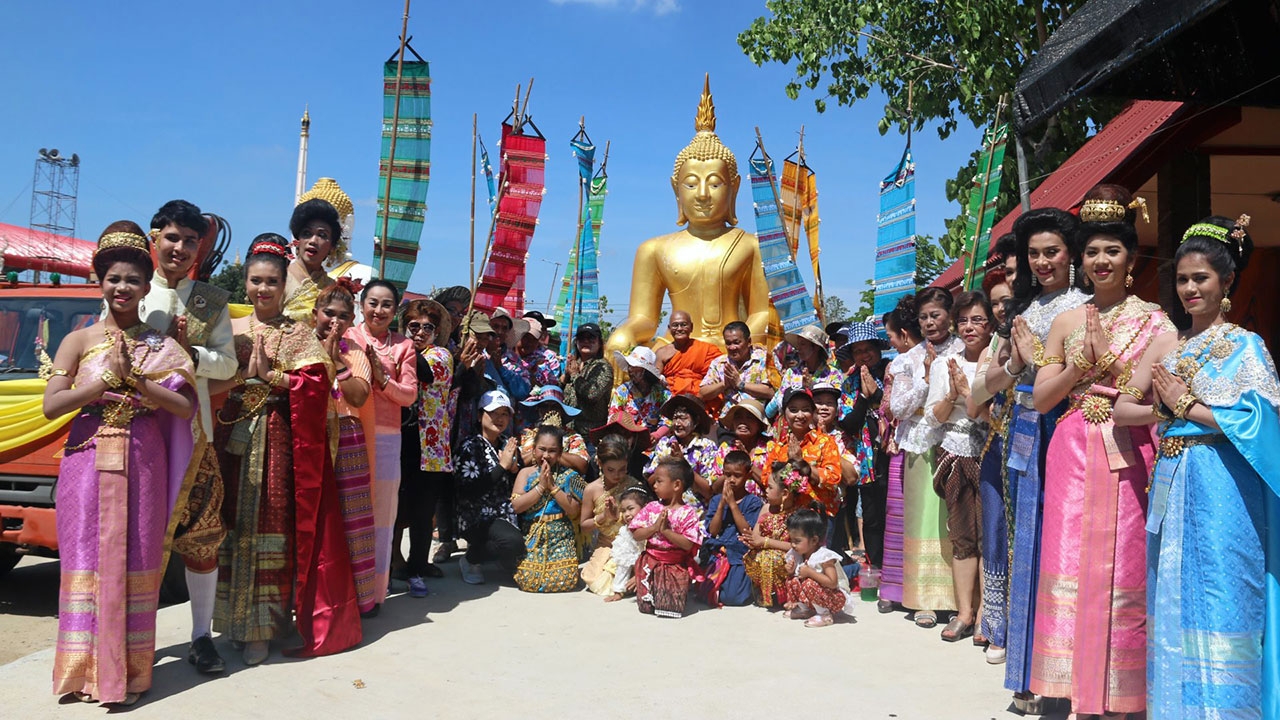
[422,563,445,579]
[361,603,381,619]
[187,635,225,674]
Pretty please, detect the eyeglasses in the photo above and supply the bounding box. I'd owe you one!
[405,322,436,335]
[956,316,989,327]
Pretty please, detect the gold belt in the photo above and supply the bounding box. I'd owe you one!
[1158,434,1226,458]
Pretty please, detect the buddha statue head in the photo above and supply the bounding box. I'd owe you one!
[671,74,740,229]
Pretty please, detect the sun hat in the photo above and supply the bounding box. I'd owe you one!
[659,394,711,434]
[720,396,767,427]
[480,390,512,412]
[519,385,581,417]
[784,324,830,355]
[839,321,889,351]
[401,298,452,341]
[588,409,650,445]
[613,346,663,382]
[810,380,842,399]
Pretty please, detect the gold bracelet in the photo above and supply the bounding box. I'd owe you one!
[1038,355,1065,367]
[48,368,70,378]
[101,370,122,389]
[1095,351,1118,373]
[234,373,246,387]
[1119,385,1145,401]
[122,373,139,390]
[1173,392,1199,420]
[1071,352,1094,372]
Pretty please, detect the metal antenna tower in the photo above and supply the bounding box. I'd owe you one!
[30,148,80,237]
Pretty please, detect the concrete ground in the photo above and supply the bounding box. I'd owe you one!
[0,552,1068,720]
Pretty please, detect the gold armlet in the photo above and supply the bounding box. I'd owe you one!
[1119,385,1144,401]
[1038,355,1065,367]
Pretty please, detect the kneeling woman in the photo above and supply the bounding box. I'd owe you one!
[512,425,586,592]
[212,235,361,665]
[45,223,197,706]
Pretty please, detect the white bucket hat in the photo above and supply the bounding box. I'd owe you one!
[613,346,663,382]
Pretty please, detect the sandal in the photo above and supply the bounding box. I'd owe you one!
[876,599,895,614]
[973,632,989,647]
[913,610,938,628]
[785,605,815,620]
[941,617,975,642]
[804,613,834,628]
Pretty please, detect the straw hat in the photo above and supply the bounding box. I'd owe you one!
[720,397,767,428]
[784,324,830,355]
[588,410,650,445]
[659,394,711,434]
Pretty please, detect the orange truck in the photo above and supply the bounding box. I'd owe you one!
[0,281,102,576]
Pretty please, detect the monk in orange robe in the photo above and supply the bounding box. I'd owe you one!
[656,310,723,397]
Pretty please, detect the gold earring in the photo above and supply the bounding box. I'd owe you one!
[1125,273,1133,288]
[1221,296,1233,314]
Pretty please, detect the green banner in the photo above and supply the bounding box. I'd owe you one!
[962,123,1008,291]
[373,60,431,291]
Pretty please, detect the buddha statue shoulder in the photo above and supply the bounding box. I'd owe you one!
[604,75,776,359]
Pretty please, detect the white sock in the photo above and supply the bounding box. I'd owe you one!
[186,568,218,642]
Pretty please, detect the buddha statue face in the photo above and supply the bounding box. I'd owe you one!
[672,157,740,230]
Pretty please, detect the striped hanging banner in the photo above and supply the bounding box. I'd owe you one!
[780,159,825,321]
[373,59,431,292]
[554,137,604,355]
[749,152,817,335]
[873,144,917,335]
[475,123,545,313]
[961,123,1009,291]
[478,132,497,212]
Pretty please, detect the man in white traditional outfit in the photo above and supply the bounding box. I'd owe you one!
[144,200,237,674]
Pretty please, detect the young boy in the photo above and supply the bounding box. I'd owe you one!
[580,438,646,594]
[700,451,763,606]
[629,457,706,617]
[144,200,237,674]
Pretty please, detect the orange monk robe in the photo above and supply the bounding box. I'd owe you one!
[660,339,723,397]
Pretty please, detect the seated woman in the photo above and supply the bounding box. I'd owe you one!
[765,388,843,517]
[45,222,197,707]
[744,462,807,608]
[518,385,589,474]
[713,397,770,495]
[512,425,586,592]
[452,391,524,586]
[699,451,763,607]
[643,395,718,506]
[580,437,648,595]
[610,346,671,437]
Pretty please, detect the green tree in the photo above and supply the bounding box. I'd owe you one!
[738,1,1123,257]
[209,261,246,304]
[823,295,851,324]
[852,278,877,322]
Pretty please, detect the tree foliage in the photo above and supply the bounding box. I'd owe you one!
[209,261,247,304]
[739,0,1124,263]
[823,295,851,324]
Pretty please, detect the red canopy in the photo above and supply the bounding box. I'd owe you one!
[0,223,95,278]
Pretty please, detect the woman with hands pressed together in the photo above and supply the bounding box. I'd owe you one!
[1028,193,1171,718]
[211,234,361,667]
[46,223,196,707]
[1116,216,1279,719]
[344,280,417,607]
[878,305,923,614]
[512,425,586,593]
[452,391,525,585]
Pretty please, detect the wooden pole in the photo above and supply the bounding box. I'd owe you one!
[469,113,478,290]
[755,127,796,263]
[378,0,412,279]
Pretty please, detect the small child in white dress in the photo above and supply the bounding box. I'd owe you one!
[783,508,856,627]
[606,488,650,602]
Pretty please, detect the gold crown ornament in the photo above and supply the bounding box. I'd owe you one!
[1079,197,1150,224]
[95,232,150,258]
[297,177,355,268]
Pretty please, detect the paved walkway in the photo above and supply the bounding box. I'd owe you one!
[1,560,1065,719]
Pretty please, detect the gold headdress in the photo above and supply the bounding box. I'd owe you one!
[95,232,149,258]
[1080,197,1150,224]
[671,74,739,186]
[297,177,354,268]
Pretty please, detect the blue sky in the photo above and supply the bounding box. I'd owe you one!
[0,0,981,319]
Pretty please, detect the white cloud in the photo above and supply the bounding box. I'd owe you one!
[549,0,680,15]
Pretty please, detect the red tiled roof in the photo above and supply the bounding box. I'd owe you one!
[933,99,1185,290]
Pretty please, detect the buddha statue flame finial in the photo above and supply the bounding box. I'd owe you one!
[671,73,738,188]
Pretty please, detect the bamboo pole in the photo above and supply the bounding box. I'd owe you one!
[378,0,412,279]
[962,95,1006,291]
[469,113,477,291]
[754,127,796,263]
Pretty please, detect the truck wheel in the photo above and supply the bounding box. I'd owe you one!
[158,552,190,604]
[0,544,22,578]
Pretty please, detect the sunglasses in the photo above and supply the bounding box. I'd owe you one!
[405,321,437,335]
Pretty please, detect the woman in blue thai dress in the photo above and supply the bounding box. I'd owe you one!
[1117,215,1278,719]
[982,208,1089,714]
[511,425,586,593]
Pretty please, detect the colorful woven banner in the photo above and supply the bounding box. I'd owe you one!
[373,60,431,292]
[961,123,1009,291]
[873,145,917,335]
[478,132,497,212]
[475,124,546,313]
[554,140,605,355]
[780,159,824,320]
[750,153,817,335]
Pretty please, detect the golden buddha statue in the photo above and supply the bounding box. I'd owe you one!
[604,75,775,361]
